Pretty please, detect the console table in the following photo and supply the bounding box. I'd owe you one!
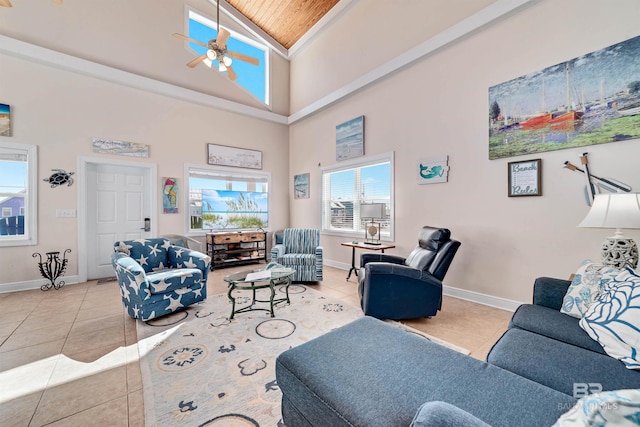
[341,241,396,281]
[206,231,267,270]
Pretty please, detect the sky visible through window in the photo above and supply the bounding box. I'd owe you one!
[331,163,390,200]
[0,161,26,197]
[189,18,267,104]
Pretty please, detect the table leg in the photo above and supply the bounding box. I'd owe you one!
[227,284,236,320]
[268,281,276,317]
[346,246,359,280]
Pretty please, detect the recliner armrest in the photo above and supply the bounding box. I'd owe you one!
[532,276,572,310]
[361,253,405,268]
[111,252,150,294]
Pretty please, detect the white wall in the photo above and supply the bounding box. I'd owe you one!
[289,0,640,305]
[0,0,290,115]
[0,52,289,287]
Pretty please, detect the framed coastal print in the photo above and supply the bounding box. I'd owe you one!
[162,177,178,214]
[294,173,310,199]
[207,144,262,170]
[508,159,541,197]
[0,104,11,137]
[336,115,364,161]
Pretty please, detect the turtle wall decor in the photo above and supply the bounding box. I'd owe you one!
[44,169,75,187]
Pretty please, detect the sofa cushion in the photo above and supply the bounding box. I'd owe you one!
[411,402,491,427]
[487,328,640,396]
[276,316,575,427]
[510,304,606,355]
[561,260,619,318]
[580,269,640,370]
[553,388,640,426]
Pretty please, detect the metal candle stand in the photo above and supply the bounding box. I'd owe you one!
[33,249,71,291]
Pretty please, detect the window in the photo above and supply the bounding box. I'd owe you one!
[321,152,394,240]
[188,9,269,105]
[0,142,37,246]
[186,164,269,232]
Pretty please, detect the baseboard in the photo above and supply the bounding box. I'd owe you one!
[0,275,81,294]
[325,259,523,312]
[442,285,523,312]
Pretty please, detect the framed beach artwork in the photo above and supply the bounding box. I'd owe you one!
[208,144,262,170]
[162,177,178,214]
[294,173,310,199]
[336,115,364,161]
[0,103,11,137]
[92,137,150,157]
[489,34,640,160]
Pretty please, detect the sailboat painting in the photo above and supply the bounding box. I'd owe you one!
[489,34,640,160]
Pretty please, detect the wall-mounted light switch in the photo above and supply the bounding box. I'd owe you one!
[55,209,76,218]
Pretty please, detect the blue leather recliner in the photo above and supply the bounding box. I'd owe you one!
[111,238,211,321]
[358,226,460,319]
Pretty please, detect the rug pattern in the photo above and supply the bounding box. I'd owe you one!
[137,285,363,427]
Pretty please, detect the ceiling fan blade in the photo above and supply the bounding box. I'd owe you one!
[216,28,230,49]
[226,64,238,81]
[172,33,208,49]
[227,51,260,66]
[187,54,208,68]
[0,0,13,7]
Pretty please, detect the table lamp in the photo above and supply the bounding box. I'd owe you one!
[578,193,640,269]
[360,203,386,245]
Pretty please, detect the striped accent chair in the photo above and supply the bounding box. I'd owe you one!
[271,228,323,282]
[111,238,211,321]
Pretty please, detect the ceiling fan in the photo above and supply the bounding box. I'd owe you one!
[1,0,62,7]
[172,1,259,81]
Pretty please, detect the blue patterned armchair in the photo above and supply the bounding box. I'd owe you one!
[111,238,211,321]
[271,228,323,281]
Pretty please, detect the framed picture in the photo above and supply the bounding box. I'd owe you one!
[417,155,449,185]
[336,115,364,161]
[0,103,11,137]
[294,173,310,199]
[162,177,178,214]
[489,34,640,160]
[92,137,150,157]
[508,159,541,197]
[207,143,262,170]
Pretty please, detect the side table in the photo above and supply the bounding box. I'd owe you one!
[341,241,396,281]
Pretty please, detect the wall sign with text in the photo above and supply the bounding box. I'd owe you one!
[508,159,541,197]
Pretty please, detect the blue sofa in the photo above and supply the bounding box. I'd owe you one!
[275,277,639,426]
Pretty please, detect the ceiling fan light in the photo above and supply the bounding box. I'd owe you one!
[218,63,227,72]
[222,56,232,67]
[206,49,217,61]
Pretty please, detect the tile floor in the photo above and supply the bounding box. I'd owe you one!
[0,265,512,426]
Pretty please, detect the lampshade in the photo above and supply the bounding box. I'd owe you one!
[578,193,640,230]
[360,203,385,219]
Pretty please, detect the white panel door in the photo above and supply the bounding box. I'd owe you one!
[86,163,151,280]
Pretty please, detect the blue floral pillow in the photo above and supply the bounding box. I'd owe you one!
[579,268,640,370]
[553,388,640,426]
[561,260,619,318]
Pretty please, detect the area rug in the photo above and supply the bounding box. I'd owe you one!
[136,285,468,427]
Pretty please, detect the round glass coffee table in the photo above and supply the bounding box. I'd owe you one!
[224,264,296,319]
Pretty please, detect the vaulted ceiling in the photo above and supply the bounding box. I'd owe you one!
[226,0,340,49]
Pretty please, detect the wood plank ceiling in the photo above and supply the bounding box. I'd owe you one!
[226,0,340,49]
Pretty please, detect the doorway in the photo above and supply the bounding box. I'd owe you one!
[78,157,157,282]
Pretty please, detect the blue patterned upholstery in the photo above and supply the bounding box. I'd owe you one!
[271,228,323,281]
[111,238,211,321]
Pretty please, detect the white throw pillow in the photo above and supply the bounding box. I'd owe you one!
[561,260,619,318]
[553,388,640,426]
[579,268,640,370]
